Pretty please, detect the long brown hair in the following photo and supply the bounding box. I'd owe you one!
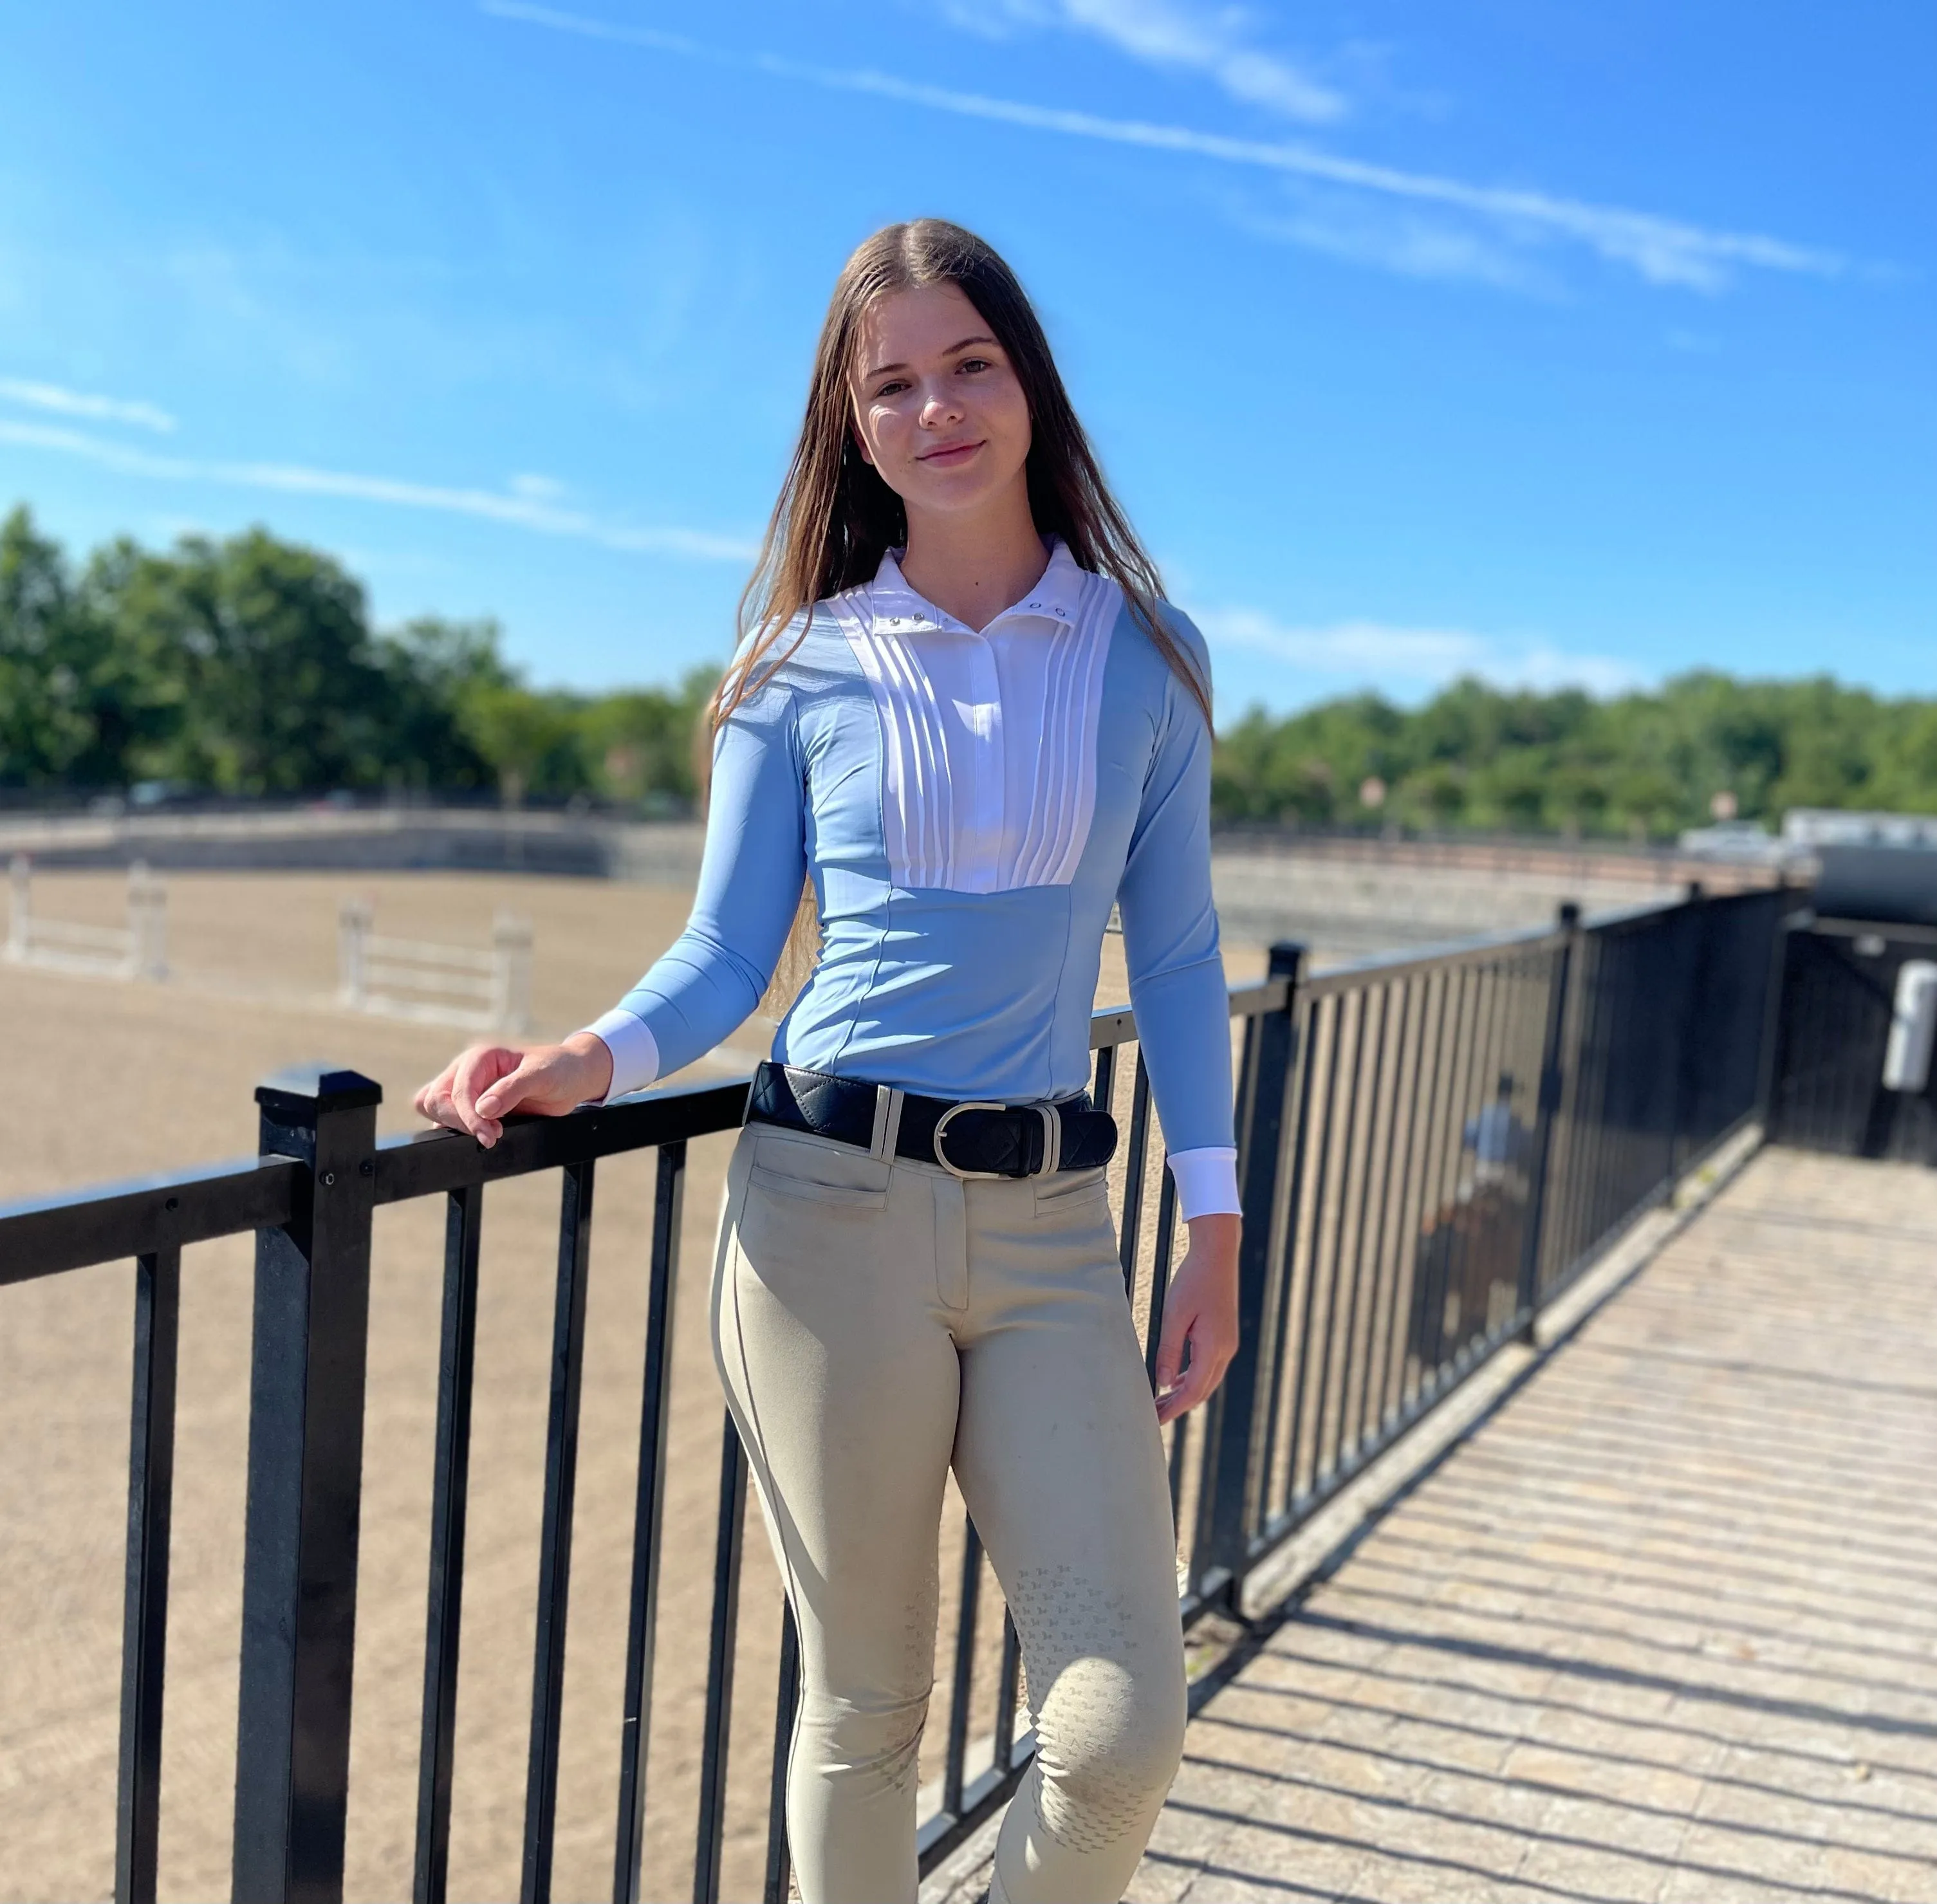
[717,218,1212,1009]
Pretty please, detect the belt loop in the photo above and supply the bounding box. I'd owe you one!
[869,1084,906,1162]
[1037,1103,1061,1177]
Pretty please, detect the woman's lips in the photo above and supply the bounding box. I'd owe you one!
[917,439,984,466]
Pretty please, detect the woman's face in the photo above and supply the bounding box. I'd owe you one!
[848,281,1032,524]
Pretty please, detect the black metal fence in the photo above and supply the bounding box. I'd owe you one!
[0,884,1792,1904]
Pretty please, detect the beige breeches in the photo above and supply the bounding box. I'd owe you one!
[710,1123,1188,1904]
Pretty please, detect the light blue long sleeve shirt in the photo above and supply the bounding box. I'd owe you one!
[586,542,1237,1212]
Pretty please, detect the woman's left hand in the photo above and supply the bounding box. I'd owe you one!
[1153,1213,1241,1425]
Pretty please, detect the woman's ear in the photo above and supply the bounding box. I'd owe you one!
[849,413,876,468]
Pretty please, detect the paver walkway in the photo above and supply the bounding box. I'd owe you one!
[1130,1149,1937,1904]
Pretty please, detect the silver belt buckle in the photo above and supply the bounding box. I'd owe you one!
[932,1100,1009,1181]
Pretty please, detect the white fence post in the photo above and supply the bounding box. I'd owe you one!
[127,861,169,981]
[6,855,27,963]
[338,899,373,1009]
[335,900,530,1031]
[492,912,534,1034]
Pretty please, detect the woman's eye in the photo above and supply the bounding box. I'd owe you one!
[958,358,991,374]
[875,379,909,398]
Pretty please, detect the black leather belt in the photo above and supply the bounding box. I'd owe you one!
[745,1061,1117,1180]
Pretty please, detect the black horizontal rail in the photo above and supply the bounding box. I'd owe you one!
[1,885,1803,1904]
[2,903,1705,1283]
[5,990,1302,1277]
[1297,913,1577,997]
[374,1078,749,1205]
[0,1080,748,1286]
[0,1154,298,1286]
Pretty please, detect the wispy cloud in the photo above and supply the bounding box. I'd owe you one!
[935,1,1345,124]
[0,376,177,433]
[1225,187,1556,295]
[1196,605,1643,699]
[0,418,758,562]
[483,1,1843,295]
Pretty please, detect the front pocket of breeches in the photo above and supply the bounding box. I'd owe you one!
[747,1131,892,1208]
[1032,1165,1111,1217]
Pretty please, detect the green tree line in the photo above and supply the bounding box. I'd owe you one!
[0,506,712,809]
[4,506,1931,833]
[1214,673,1937,837]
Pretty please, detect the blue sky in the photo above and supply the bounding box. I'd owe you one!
[1,1,1930,717]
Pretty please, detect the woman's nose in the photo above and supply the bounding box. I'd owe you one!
[920,384,964,425]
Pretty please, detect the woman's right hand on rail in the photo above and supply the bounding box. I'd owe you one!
[412,1033,614,1148]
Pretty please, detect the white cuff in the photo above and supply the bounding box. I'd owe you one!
[582,1008,661,1102]
[1167,1146,1241,1221]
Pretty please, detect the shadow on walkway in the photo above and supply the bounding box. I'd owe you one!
[1131,1148,1937,1904]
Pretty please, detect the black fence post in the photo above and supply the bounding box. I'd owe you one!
[232,1065,382,1904]
[1753,887,1808,1144]
[1207,939,1302,1602]
[116,1244,180,1904]
[1665,882,1708,1198]
[414,1182,483,1904]
[1515,906,1579,1340]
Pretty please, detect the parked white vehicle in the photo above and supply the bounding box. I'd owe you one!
[1782,808,1937,851]
[1676,820,1791,865]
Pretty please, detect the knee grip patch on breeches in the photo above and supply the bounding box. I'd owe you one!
[1005,1564,1186,1854]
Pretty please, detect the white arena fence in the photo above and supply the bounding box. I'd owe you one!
[337,898,533,1033]
[6,855,167,981]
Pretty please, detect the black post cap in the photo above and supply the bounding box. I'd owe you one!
[255,1064,384,1122]
[1557,901,1582,929]
[1267,939,1306,979]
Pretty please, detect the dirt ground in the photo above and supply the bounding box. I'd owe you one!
[0,870,1265,1903]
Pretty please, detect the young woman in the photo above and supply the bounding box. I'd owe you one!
[414,219,1241,1904]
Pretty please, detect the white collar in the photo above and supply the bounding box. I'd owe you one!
[865,537,1087,635]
